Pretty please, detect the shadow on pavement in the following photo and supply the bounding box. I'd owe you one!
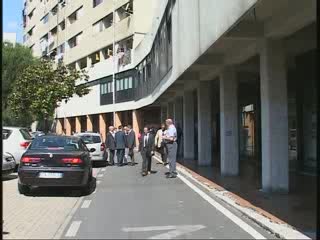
[23,177,97,197]
[2,174,18,181]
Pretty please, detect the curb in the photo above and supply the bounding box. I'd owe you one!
[153,154,311,240]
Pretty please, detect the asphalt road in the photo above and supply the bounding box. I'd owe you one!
[61,154,276,239]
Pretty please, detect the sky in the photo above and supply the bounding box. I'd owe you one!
[3,0,24,43]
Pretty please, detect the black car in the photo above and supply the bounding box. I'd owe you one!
[18,135,95,195]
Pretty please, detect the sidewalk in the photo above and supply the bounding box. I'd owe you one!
[153,153,315,239]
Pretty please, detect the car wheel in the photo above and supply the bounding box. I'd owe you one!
[18,182,30,195]
[82,171,93,196]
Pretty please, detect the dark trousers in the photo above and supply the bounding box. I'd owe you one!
[158,144,168,163]
[141,149,152,173]
[117,149,125,165]
[109,150,115,165]
[128,148,135,164]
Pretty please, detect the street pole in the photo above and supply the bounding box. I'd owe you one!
[112,0,116,126]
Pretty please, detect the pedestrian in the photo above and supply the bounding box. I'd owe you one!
[155,123,168,165]
[162,119,178,178]
[123,125,128,165]
[126,125,136,166]
[139,127,156,176]
[115,125,126,167]
[105,126,116,166]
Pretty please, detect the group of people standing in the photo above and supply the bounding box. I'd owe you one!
[105,119,178,179]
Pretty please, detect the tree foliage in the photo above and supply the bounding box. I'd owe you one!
[8,59,90,130]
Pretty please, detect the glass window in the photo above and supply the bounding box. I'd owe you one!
[124,78,128,89]
[93,0,103,8]
[128,77,133,88]
[120,79,124,90]
[116,80,120,91]
[20,128,33,140]
[42,13,49,24]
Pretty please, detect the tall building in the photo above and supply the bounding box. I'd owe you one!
[23,0,317,194]
[4,32,17,45]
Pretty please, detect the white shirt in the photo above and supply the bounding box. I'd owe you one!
[144,133,149,147]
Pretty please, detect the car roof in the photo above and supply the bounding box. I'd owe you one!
[35,135,80,140]
[74,132,101,137]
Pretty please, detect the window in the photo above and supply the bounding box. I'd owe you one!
[116,2,133,22]
[128,76,133,89]
[57,43,65,54]
[2,129,13,140]
[93,13,112,33]
[20,129,32,140]
[68,62,76,70]
[28,8,35,20]
[41,13,49,24]
[51,4,58,16]
[59,20,65,31]
[90,51,100,65]
[93,0,103,8]
[79,57,87,69]
[68,6,83,24]
[68,32,82,48]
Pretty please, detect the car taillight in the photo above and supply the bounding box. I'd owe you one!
[100,143,105,151]
[20,141,30,149]
[21,157,41,163]
[62,158,82,164]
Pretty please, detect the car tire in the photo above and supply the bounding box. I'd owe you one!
[82,171,93,196]
[18,182,30,195]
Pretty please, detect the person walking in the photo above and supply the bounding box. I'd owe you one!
[105,126,116,166]
[155,123,168,165]
[139,127,156,176]
[126,125,136,166]
[115,125,126,166]
[163,119,178,178]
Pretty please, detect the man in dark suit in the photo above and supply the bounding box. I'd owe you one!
[115,125,126,166]
[139,127,156,176]
[126,125,136,166]
[105,126,116,166]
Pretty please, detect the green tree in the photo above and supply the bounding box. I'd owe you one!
[8,59,90,133]
[2,42,38,126]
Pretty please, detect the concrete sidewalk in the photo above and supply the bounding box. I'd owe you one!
[153,154,314,239]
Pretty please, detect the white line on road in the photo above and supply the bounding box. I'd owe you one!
[97,174,104,178]
[177,173,266,239]
[97,180,101,185]
[101,168,106,172]
[123,226,177,232]
[65,221,81,237]
[81,200,91,209]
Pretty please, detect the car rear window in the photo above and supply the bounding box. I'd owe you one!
[29,137,82,151]
[80,135,101,144]
[2,129,13,140]
[20,129,32,140]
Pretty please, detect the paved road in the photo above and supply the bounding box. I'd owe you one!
[60,154,276,239]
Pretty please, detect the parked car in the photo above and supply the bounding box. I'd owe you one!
[2,127,33,166]
[2,153,16,177]
[30,131,45,139]
[74,132,108,163]
[18,135,95,195]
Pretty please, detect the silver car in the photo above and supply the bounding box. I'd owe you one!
[2,153,16,177]
[74,132,108,163]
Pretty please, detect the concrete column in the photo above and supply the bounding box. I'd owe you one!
[132,110,141,148]
[167,102,174,119]
[65,118,71,136]
[75,117,81,133]
[197,81,212,166]
[174,97,183,127]
[220,68,239,176]
[56,119,63,135]
[114,112,122,128]
[183,91,195,159]
[87,115,93,131]
[161,105,167,123]
[99,114,107,142]
[260,39,289,192]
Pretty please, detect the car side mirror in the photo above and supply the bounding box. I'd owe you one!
[89,148,96,153]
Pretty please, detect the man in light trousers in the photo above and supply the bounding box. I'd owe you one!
[163,119,178,178]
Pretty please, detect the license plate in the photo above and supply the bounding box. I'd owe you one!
[39,172,63,178]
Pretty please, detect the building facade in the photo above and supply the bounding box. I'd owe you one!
[23,0,318,195]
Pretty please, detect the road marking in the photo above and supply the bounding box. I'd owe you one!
[97,174,104,178]
[53,197,84,239]
[97,180,101,185]
[65,221,81,237]
[101,168,106,172]
[122,225,206,239]
[81,200,91,209]
[177,173,266,239]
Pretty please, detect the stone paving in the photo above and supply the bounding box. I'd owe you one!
[2,168,100,239]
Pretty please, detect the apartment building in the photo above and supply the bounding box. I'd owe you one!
[24,0,317,235]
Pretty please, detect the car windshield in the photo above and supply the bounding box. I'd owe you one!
[79,135,101,144]
[29,136,82,151]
